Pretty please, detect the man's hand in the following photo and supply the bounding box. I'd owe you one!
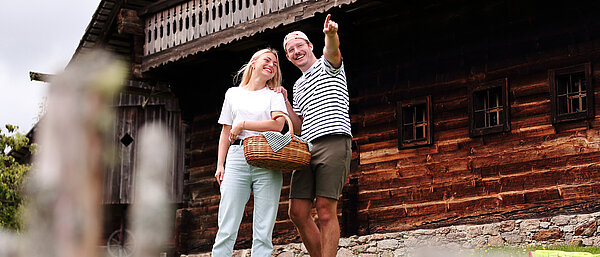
[323,14,338,35]
[322,14,342,68]
[273,86,289,101]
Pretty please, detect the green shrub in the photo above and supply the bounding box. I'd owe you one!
[0,124,33,231]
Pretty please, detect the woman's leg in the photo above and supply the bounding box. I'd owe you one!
[212,146,251,257]
[250,166,283,257]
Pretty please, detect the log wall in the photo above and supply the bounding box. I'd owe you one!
[174,0,600,254]
[347,0,600,234]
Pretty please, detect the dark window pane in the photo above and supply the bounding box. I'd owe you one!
[474,91,485,111]
[571,79,580,93]
[488,112,498,126]
[403,125,413,141]
[473,87,504,129]
[474,110,485,128]
[403,107,414,125]
[557,71,587,115]
[415,125,425,139]
[569,98,578,112]
[399,98,431,147]
[557,75,569,95]
[571,72,585,91]
[415,105,425,122]
[558,95,568,114]
[489,88,501,108]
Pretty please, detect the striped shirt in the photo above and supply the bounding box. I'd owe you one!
[292,56,352,142]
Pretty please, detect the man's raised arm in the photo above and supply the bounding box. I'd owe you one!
[323,14,342,68]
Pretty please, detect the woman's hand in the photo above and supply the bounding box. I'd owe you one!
[215,165,225,186]
[230,121,245,142]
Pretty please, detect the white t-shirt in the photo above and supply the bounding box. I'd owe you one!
[218,86,288,139]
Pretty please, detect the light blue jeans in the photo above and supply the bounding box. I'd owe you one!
[212,145,283,257]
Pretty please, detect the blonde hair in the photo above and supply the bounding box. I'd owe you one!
[234,48,282,89]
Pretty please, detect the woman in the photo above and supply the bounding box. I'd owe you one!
[212,48,288,257]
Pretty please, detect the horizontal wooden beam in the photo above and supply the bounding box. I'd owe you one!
[138,0,190,16]
[29,71,54,82]
[121,84,177,100]
[29,71,175,100]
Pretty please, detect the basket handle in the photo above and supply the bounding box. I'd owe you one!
[272,113,296,139]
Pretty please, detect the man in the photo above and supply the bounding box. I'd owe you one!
[277,14,352,257]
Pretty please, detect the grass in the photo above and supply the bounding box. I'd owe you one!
[531,245,600,254]
[468,245,600,257]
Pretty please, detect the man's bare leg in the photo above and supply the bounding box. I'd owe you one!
[289,198,322,257]
[315,196,340,257]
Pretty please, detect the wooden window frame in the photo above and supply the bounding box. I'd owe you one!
[397,96,433,149]
[469,78,510,137]
[549,63,593,124]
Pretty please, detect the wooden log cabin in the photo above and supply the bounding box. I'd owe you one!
[68,0,600,254]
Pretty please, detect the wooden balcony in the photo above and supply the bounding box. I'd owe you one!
[141,0,355,72]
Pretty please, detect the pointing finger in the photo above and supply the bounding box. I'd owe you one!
[324,14,331,28]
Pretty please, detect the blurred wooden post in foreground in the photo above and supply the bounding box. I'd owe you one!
[0,231,19,257]
[23,50,126,257]
[130,123,174,257]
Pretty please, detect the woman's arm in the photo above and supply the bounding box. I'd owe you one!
[214,124,232,186]
[230,111,287,139]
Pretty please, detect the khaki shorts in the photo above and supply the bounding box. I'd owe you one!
[289,134,352,200]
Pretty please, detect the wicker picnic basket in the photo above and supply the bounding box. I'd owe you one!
[243,114,311,171]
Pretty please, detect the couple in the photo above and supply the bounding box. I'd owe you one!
[213,15,352,257]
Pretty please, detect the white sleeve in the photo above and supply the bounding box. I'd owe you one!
[217,89,233,125]
[270,92,288,115]
[322,56,343,76]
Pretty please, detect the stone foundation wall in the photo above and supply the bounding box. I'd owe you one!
[183,211,600,257]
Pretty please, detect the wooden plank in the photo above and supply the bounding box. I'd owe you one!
[434,116,468,131]
[160,10,168,51]
[511,99,550,119]
[352,105,395,128]
[199,0,207,36]
[446,196,501,213]
[560,183,600,200]
[352,128,396,145]
[359,175,432,194]
[139,0,191,16]
[511,80,548,99]
[479,151,600,179]
[470,134,600,171]
[524,188,561,203]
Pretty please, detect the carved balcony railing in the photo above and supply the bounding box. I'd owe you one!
[144,0,309,56]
